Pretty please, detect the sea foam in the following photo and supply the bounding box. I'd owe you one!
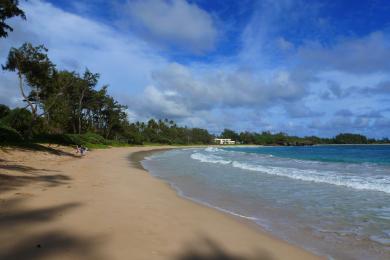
[231,161,390,194]
[204,147,224,152]
[190,152,231,165]
[191,152,390,194]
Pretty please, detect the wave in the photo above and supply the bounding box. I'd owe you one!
[191,152,390,194]
[190,152,231,164]
[232,161,390,194]
[204,147,224,152]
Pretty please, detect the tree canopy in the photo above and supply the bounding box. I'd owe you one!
[0,42,215,144]
[0,0,26,38]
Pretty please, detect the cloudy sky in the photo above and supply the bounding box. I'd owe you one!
[1,0,390,138]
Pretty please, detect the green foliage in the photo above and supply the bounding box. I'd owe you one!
[126,119,213,145]
[0,103,10,118]
[190,128,213,144]
[32,132,121,148]
[125,131,144,145]
[78,132,108,144]
[0,0,26,38]
[334,133,368,144]
[32,133,72,145]
[1,107,32,137]
[0,123,23,142]
[221,128,239,141]
[3,43,54,97]
[2,42,56,138]
[225,130,389,146]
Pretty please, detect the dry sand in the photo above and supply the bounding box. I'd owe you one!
[0,145,324,260]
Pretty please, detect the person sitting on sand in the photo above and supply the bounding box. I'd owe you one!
[80,146,88,156]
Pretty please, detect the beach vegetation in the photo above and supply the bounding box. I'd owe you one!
[218,129,389,146]
[334,133,368,144]
[0,122,23,142]
[2,43,55,138]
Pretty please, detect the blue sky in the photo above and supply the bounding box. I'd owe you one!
[1,0,390,138]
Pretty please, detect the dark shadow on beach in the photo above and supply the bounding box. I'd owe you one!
[0,143,79,158]
[0,163,60,174]
[175,237,274,260]
[0,156,71,194]
[0,145,105,259]
[0,173,71,194]
[0,198,80,228]
[0,199,104,260]
[0,230,104,260]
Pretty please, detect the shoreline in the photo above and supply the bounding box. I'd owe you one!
[0,146,322,259]
[131,147,325,259]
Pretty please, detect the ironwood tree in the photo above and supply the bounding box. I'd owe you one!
[0,0,26,38]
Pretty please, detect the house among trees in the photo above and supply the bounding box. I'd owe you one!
[214,138,235,145]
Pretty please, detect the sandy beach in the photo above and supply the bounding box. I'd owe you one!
[0,146,323,260]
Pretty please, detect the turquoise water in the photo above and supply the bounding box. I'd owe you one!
[224,145,390,164]
[142,145,390,260]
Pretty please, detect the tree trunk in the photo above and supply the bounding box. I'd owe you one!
[18,72,36,139]
[105,126,111,139]
[78,88,86,134]
[71,110,77,134]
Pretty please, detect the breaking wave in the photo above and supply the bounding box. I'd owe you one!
[190,152,231,165]
[191,151,390,194]
[204,147,224,152]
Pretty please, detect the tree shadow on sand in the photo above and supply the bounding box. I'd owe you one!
[0,157,71,194]
[0,198,80,228]
[0,173,71,194]
[1,143,79,158]
[0,230,104,260]
[0,163,60,174]
[0,198,105,260]
[175,237,274,260]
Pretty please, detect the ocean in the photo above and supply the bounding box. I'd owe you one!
[141,145,390,260]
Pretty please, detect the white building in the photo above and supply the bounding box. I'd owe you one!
[214,138,236,145]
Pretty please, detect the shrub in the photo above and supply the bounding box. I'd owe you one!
[80,132,108,144]
[0,123,23,143]
[33,133,75,145]
[33,132,111,146]
[1,108,32,138]
[0,104,10,119]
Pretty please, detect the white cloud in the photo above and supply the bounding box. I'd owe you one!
[132,62,307,120]
[0,0,168,107]
[298,32,390,74]
[0,72,23,107]
[276,37,294,51]
[284,103,324,118]
[142,85,190,117]
[122,0,218,53]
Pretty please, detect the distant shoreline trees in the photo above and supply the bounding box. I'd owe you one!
[218,129,389,146]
